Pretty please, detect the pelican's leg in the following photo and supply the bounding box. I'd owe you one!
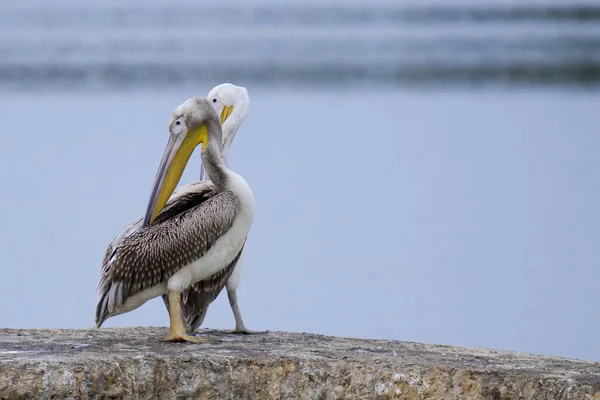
[163,291,208,343]
[226,289,266,334]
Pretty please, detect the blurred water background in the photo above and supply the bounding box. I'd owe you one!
[0,0,599,362]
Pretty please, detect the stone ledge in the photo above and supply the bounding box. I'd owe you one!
[0,328,599,399]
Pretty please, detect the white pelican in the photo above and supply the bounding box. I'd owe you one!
[95,97,255,343]
[163,83,261,334]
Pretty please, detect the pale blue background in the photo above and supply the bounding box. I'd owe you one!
[0,0,598,362]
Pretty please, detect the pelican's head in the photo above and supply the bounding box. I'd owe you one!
[207,83,249,154]
[143,97,222,226]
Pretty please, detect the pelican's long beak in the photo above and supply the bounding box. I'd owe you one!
[200,105,233,181]
[143,124,209,226]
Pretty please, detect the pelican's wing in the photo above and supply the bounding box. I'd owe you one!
[95,187,239,327]
[101,181,217,260]
[163,241,246,334]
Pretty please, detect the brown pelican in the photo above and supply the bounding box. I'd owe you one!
[95,97,255,343]
[165,83,262,335]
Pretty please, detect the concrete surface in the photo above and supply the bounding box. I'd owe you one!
[1,328,599,399]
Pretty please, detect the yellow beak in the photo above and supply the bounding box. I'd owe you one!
[143,124,209,226]
[220,105,233,124]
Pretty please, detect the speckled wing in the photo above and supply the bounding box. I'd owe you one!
[96,181,217,321]
[99,181,218,271]
[95,184,239,327]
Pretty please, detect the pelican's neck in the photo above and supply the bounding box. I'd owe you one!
[201,119,230,191]
[221,115,243,166]
[200,109,243,181]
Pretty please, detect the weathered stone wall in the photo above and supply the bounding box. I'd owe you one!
[1,328,599,399]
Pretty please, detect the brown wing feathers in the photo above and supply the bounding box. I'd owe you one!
[95,190,239,327]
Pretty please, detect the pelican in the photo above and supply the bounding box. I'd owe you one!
[96,83,258,335]
[162,83,261,335]
[95,97,255,342]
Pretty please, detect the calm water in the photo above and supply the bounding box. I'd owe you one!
[0,1,599,362]
[1,2,600,90]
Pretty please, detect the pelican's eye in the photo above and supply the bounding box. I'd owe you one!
[212,98,217,103]
[171,117,185,135]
